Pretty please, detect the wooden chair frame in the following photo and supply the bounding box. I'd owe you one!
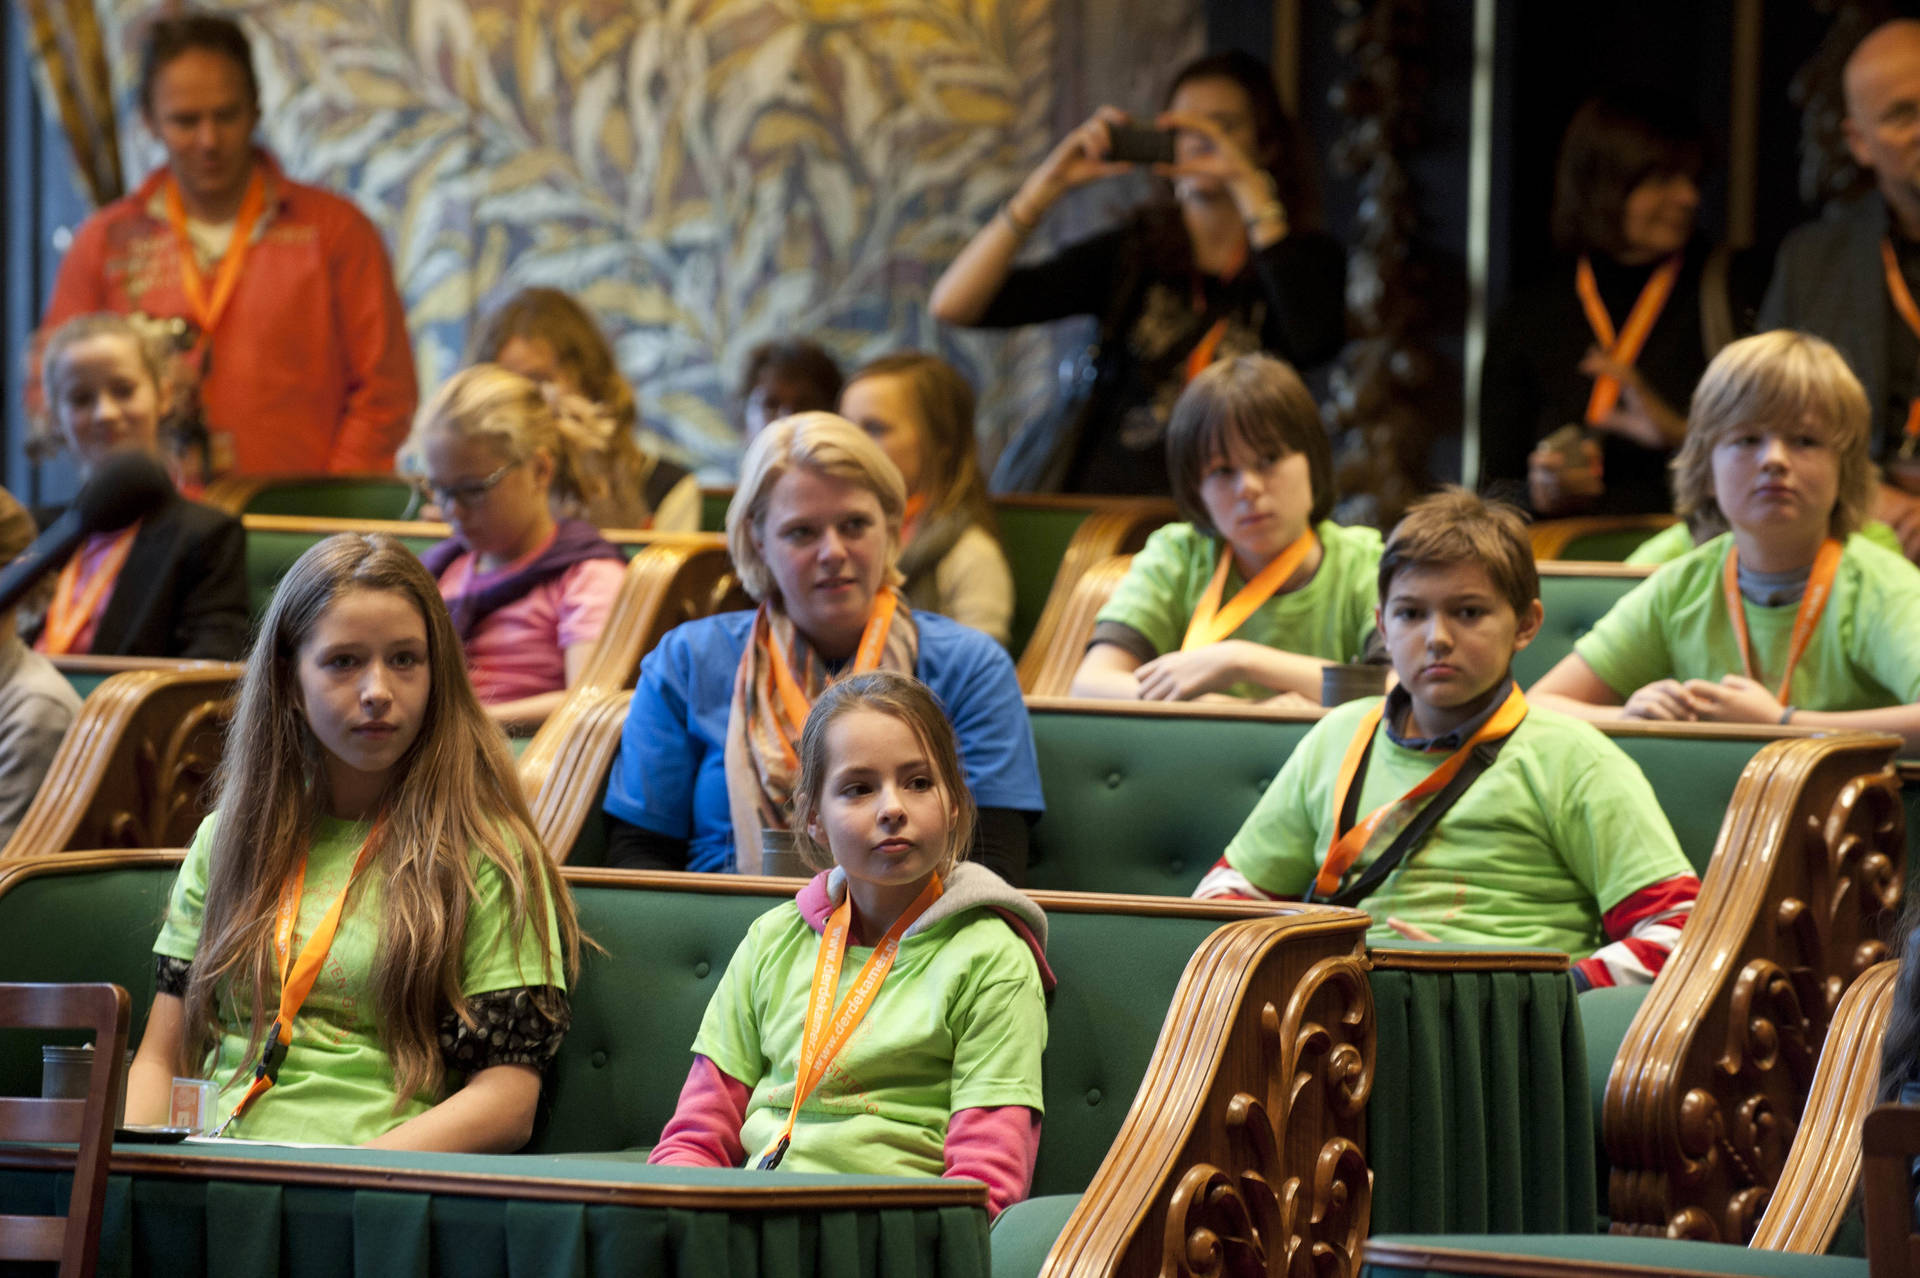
[1015,500,1176,692]
[0,981,130,1278]
[1,663,241,862]
[1528,514,1676,561]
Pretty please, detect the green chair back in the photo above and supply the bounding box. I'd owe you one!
[242,479,419,521]
[58,670,112,702]
[244,530,440,622]
[1555,527,1668,562]
[699,489,730,533]
[1518,572,1645,687]
[992,503,1097,659]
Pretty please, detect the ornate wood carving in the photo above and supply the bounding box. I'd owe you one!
[1326,0,1434,528]
[1038,911,1374,1278]
[1604,734,1904,1241]
[0,667,241,862]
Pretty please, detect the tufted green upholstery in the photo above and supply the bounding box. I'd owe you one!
[1515,572,1645,687]
[240,478,420,520]
[1024,705,1768,897]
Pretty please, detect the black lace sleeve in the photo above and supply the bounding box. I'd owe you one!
[438,986,571,1075]
[154,954,191,998]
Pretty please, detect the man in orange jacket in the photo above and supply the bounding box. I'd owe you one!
[40,12,416,478]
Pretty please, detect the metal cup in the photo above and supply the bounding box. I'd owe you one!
[1321,662,1389,707]
[758,830,813,879]
[41,1043,130,1124]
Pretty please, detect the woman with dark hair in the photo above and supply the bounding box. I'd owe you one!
[930,51,1346,496]
[737,339,845,441]
[1480,96,1768,517]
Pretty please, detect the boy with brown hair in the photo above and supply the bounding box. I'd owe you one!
[1195,488,1698,989]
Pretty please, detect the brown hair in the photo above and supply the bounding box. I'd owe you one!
[726,412,906,602]
[1671,330,1872,541]
[790,670,975,878]
[181,534,578,1107]
[468,288,639,435]
[1166,50,1322,232]
[1167,353,1334,536]
[1551,96,1703,257]
[138,11,259,115]
[1379,488,1539,619]
[843,352,991,529]
[738,340,844,418]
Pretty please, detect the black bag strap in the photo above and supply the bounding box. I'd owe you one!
[1308,729,1517,909]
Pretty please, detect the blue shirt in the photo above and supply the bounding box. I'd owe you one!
[603,610,1045,873]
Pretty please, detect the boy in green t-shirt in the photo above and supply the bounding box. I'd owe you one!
[1196,490,1699,989]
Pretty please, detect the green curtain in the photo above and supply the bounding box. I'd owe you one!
[1366,967,1597,1236]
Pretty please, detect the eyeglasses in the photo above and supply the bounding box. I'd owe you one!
[418,461,518,509]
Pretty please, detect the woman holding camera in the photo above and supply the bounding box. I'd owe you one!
[930,51,1345,496]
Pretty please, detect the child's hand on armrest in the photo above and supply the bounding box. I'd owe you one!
[1621,679,1704,721]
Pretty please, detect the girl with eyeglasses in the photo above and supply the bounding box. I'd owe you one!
[414,365,628,732]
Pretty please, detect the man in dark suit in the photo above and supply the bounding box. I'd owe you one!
[1760,18,1920,560]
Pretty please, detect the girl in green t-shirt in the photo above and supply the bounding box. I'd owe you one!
[1073,352,1380,703]
[125,533,580,1149]
[1532,330,1920,753]
[650,671,1049,1217]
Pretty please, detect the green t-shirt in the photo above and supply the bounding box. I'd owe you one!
[154,812,568,1145]
[1096,519,1383,700]
[1625,519,1903,566]
[1224,698,1693,955]
[1577,532,1920,709]
[692,902,1047,1177]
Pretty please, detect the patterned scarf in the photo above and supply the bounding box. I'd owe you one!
[723,588,919,872]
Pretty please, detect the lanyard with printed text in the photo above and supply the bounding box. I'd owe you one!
[163,166,267,341]
[1181,528,1318,651]
[1721,538,1841,702]
[209,815,386,1137]
[1313,685,1529,898]
[762,588,900,768]
[1575,254,1680,425]
[41,525,139,654]
[1881,239,1920,445]
[756,874,944,1170]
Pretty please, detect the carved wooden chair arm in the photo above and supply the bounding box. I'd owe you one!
[1,665,241,862]
[528,692,634,863]
[1040,905,1374,1278]
[1016,501,1174,693]
[1604,732,1904,1241]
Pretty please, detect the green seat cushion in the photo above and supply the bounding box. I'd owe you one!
[1579,984,1650,1138]
[1361,1233,1866,1278]
[1518,575,1643,687]
[990,1194,1080,1278]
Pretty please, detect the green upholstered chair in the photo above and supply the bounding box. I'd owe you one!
[1529,515,1677,563]
[1514,564,1653,687]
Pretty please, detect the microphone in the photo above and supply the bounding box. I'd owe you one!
[0,451,173,614]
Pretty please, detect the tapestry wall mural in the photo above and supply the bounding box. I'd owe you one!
[84,0,1203,475]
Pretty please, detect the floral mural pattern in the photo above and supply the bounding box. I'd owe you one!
[89,0,1200,475]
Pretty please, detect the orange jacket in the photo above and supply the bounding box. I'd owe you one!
[42,152,417,475]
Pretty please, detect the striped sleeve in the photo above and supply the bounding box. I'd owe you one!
[1572,873,1699,990]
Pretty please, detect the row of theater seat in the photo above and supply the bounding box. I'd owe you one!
[0,479,1906,1278]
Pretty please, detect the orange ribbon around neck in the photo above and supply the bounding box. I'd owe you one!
[756,872,944,1170]
[41,525,139,655]
[1183,240,1250,385]
[1181,528,1318,651]
[1721,538,1842,702]
[901,493,927,543]
[210,815,387,1137]
[1312,684,1529,898]
[1575,254,1681,425]
[763,588,901,770]
[163,165,268,340]
[1880,239,1920,444]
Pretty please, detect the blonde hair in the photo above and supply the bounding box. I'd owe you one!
[789,670,975,878]
[418,364,643,522]
[1671,330,1873,541]
[36,313,176,457]
[181,534,579,1107]
[726,412,906,602]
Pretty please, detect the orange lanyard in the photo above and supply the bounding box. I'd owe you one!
[1721,538,1842,702]
[764,588,901,767]
[1183,241,1249,385]
[756,873,943,1170]
[210,816,386,1137]
[1314,685,1528,897]
[1880,240,1920,443]
[163,166,267,338]
[42,525,139,655]
[1575,254,1680,425]
[901,493,927,543]
[1181,528,1318,651]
